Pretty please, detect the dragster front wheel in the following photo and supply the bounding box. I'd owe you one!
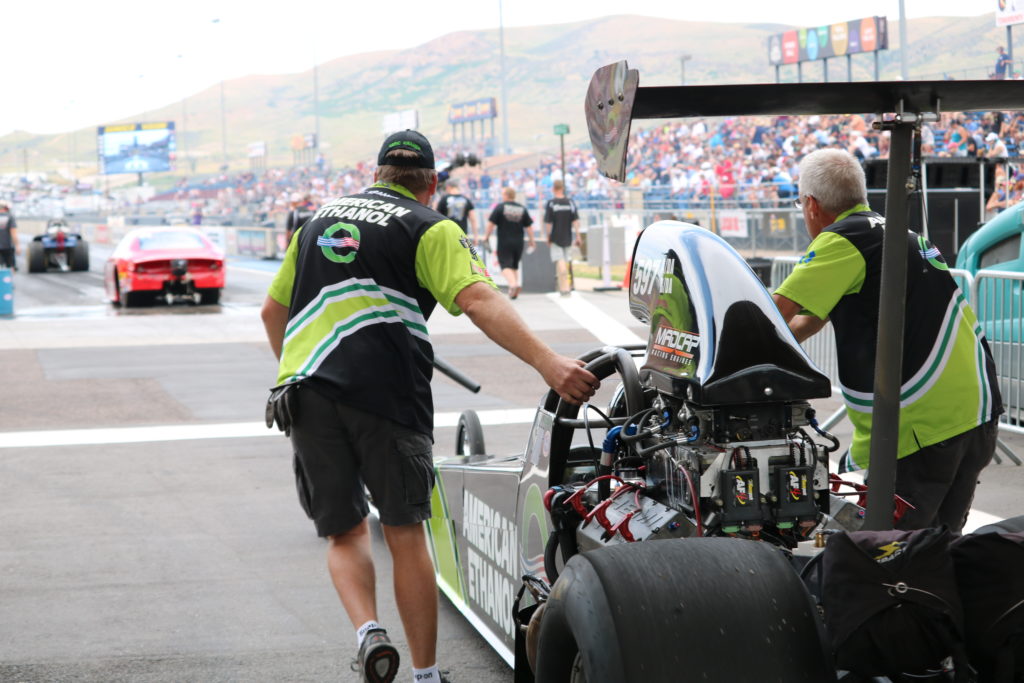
[533,538,835,683]
[455,409,485,456]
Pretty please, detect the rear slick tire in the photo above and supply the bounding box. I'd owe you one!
[199,288,221,305]
[71,240,89,271]
[28,242,45,273]
[534,537,836,683]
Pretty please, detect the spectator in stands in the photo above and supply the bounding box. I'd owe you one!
[995,46,1013,80]
[985,132,1009,159]
[945,118,970,157]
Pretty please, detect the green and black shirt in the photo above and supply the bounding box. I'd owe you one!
[775,205,1002,467]
[268,182,494,436]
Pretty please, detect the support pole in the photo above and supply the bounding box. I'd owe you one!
[220,79,227,170]
[1009,26,1015,78]
[863,117,915,531]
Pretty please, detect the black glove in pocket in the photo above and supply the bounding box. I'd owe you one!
[266,382,301,436]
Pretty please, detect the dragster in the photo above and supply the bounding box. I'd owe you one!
[422,63,1024,682]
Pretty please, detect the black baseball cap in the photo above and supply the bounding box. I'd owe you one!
[378,130,435,169]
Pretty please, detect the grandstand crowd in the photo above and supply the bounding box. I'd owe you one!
[126,109,1024,224]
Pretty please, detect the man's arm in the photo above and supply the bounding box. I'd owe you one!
[772,292,827,343]
[261,295,289,360]
[10,227,19,256]
[484,220,495,242]
[455,281,599,405]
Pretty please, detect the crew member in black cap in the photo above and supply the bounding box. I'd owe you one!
[261,130,599,683]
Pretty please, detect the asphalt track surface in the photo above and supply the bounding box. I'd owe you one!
[2,243,1023,682]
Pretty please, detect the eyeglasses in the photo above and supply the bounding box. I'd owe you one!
[793,195,812,209]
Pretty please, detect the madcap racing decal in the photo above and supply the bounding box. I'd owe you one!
[318,222,361,264]
[651,322,699,363]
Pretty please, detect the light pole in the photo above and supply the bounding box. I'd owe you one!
[176,54,190,174]
[313,46,320,161]
[213,18,228,170]
[680,54,692,85]
[898,0,909,80]
[498,0,510,154]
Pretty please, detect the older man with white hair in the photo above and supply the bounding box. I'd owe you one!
[772,148,1002,532]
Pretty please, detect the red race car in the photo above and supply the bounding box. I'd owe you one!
[104,227,225,307]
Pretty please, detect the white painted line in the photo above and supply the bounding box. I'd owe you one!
[548,291,645,347]
[434,408,536,428]
[0,409,538,449]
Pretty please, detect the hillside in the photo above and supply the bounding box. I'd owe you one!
[0,12,1005,177]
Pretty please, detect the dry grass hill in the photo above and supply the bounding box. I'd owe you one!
[0,12,1006,178]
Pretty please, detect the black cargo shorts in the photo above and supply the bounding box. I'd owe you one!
[288,386,435,537]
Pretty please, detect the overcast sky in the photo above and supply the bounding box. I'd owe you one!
[1,0,991,137]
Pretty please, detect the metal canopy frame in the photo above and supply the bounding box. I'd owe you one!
[585,60,1024,529]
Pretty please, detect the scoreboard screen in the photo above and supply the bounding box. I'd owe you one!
[97,122,176,175]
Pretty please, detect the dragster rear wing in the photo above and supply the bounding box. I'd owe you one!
[586,60,1024,182]
[585,60,1024,529]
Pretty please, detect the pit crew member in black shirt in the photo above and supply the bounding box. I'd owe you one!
[543,180,580,296]
[261,130,598,683]
[484,187,535,299]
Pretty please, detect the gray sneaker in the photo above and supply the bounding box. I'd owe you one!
[351,629,400,683]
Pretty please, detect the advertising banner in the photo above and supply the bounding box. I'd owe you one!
[448,98,498,124]
[997,0,1024,27]
[718,211,749,239]
[768,16,888,65]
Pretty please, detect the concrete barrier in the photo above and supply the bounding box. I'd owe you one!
[17,218,285,261]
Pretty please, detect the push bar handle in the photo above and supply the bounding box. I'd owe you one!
[433,355,481,394]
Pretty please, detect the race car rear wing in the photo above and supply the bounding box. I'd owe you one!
[585,60,1024,182]
[586,61,1024,529]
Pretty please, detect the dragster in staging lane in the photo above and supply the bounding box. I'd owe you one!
[421,63,1024,682]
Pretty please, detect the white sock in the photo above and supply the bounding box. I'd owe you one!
[412,665,441,682]
[356,620,382,648]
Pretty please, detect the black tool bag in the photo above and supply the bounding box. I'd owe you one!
[951,520,1024,682]
[821,526,967,680]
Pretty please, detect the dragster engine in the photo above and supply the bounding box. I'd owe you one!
[541,222,849,568]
